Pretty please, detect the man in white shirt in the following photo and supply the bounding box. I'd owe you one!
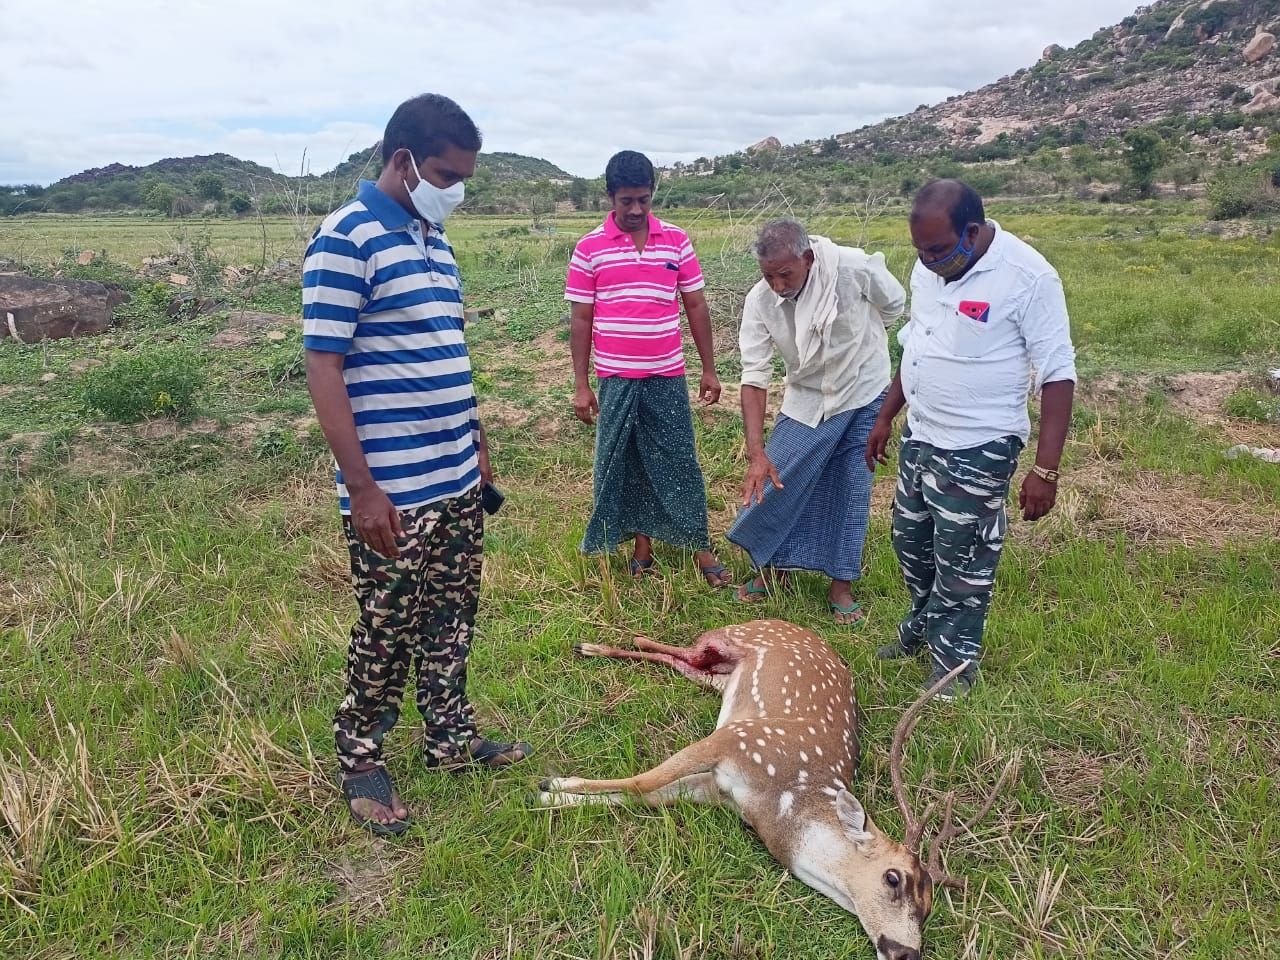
[729,218,906,625]
[866,180,1076,699]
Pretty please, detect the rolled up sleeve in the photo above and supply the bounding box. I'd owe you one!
[1020,271,1077,389]
[739,295,775,390]
[856,251,907,326]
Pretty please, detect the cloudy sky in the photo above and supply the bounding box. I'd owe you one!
[3,0,1143,186]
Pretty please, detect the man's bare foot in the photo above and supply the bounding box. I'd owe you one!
[695,549,733,588]
[829,580,866,626]
[737,568,786,602]
[630,535,656,578]
[340,766,410,835]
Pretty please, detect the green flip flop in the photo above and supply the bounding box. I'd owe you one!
[830,601,868,629]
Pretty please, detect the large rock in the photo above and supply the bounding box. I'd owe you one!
[0,275,127,343]
[1245,32,1276,63]
[747,136,782,153]
[1243,89,1280,113]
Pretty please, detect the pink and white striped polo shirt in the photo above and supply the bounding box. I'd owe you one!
[565,212,706,378]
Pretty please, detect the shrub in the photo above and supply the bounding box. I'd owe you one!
[1207,167,1280,219]
[1223,388,1280,423]
[80,346,205,423]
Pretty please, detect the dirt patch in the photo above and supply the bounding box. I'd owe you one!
[1079,370,1280,447]
[1038,747,1119,811]
[529,327,574,384]
[1027,462,1280,549]
[210,309,298,349]
[326,850,412,916]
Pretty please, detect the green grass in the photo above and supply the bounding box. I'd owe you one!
[2,206,1279,959]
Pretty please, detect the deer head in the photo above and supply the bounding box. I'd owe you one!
[768,661,1014,959]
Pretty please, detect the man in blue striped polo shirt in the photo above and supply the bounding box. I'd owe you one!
[303,93,531,837]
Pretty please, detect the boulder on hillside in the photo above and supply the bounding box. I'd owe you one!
[1041,44,1065,61]
[747,136,782,153]
[1244,31,1276,63]
[0,275,128,343]
[1244,89,1280,113]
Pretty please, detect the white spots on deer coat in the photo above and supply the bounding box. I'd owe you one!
[752,752,762,764]
[767,764,776,777]
[755,738,766,747]
[739,740,747,751]
[778,791,794,817]
[815,745,824,757]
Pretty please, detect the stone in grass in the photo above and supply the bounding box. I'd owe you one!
[266,330,288,342]
[0,274,127,342]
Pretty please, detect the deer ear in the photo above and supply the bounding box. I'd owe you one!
[835,789,873,844]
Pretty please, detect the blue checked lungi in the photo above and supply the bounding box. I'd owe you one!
[726,391,884,581]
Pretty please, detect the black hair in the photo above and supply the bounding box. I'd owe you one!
[910,179,985,235]
[604,150,655,195]
[381,94,482,165]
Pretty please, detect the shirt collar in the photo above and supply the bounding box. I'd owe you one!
[605,211,665,239]
[358,180,416,231]
[965,219,1004,276]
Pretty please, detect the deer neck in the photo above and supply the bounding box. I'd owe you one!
[777,798,884,918]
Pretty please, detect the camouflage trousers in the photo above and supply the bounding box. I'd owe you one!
[891,431,1023,672]
[334,487,483,773]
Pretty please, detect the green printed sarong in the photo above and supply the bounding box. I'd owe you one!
[581,374,711,555]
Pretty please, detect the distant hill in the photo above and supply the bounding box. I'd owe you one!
[670,0,1280,181]
[1,146,580,217]
[325,145,571,184]
[817,0,1280,161]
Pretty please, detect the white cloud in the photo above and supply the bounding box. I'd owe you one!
[2,0,1142,185]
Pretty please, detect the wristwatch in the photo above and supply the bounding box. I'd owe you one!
[1031,464,1060,483]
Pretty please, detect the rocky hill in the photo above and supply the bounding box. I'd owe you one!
[325,146,571,184]
[2,147,576,217]
[677,0,1280,175]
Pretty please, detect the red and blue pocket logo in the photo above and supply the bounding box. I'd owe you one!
[958,300,991,323]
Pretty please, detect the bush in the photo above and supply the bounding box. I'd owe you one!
[80,346,205,423]
[1207,167,1280,219]
[1223,388,1280,423]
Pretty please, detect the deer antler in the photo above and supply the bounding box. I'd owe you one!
[926,751,1022,890]
[889,661,971,852]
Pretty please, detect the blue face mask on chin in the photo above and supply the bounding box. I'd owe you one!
[921,225,977,279]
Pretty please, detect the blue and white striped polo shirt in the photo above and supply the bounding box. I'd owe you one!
[302,180,479,514]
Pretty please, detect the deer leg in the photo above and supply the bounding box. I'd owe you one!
[574,641,723,689]
[539,728,735,807]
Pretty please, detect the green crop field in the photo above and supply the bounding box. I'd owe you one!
[1,202,1277,959]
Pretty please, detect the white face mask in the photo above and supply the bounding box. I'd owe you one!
[403,152,464,225]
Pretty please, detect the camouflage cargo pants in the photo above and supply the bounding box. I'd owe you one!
[891,431,1023,672]
[334,487,482,773]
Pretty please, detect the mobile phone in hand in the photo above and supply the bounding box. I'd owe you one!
[481,482,505,515]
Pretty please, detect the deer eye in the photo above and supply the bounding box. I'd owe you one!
[885,870,901,889]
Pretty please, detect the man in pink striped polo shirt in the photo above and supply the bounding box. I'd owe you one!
[566,150,732,588]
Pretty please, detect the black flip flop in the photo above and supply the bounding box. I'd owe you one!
[338,767,410,837]
[425,738,533,772]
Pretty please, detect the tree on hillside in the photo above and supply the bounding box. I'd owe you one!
[1122,129,1168,198]
[194,172,226,202]
[145,182,181,216]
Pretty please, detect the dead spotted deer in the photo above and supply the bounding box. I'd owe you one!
[539,619,1016,960]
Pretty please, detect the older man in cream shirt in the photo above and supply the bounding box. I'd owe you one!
[728,218,905,626]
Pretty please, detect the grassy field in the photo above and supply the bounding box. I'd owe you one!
[1,203,1278,960]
